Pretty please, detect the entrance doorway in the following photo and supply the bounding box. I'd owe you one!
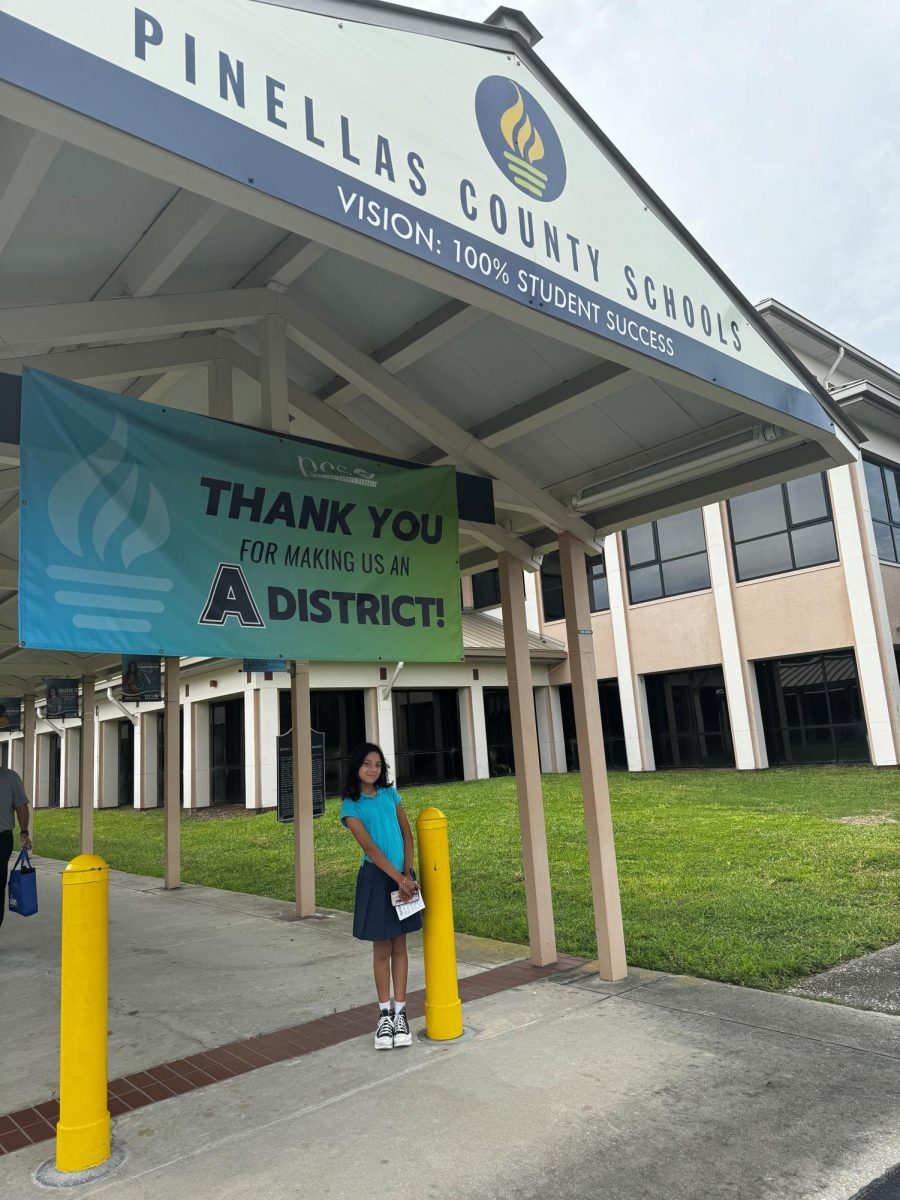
[755,651,869,764]
[392,689,463,787]
[644,667,734,768]
[210,698,245,805]
[118,720,134,807]
[558,681,628,771]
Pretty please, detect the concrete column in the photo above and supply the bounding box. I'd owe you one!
[80,678,96,854]
[191,700,211,808]
[256,681,280,809]
[11,736,23,776]
[458,686,478,781]
[131,716,143,809]
[98,721,119,808]
[469,679,490,779]
[702,503,763,769]
[244,683,260,809]
[22,694,36,805]
[259,314,291,434]
[164,658,181,889]
[498,552,557,966]
[558,533,627,982]
[364,687,380,743]
[291,661,316,916]
[182,695,194,808]
[523,569,541,632]
[835,462,900,763]
[606,536,650,770]
[139,712,159,809]
[63,728,80,807]
[535,686,566,773]
[35,732,52,808]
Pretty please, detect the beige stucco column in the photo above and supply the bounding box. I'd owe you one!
[164,658,181,888]
[79,677,95,854]
[291,661,316,916]
[498,552,557,966]
[558,533,627,981]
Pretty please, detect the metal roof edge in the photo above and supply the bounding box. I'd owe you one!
[249,0,533,54]
[757,298,900,396]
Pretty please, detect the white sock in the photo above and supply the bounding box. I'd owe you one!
[379,1002,391,1014]
[394,1000,406,1014]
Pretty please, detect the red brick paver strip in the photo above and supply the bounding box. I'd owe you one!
[0,955,583,1156]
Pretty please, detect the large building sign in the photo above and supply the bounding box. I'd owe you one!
[19,371,462,662]
[0,1,831,432]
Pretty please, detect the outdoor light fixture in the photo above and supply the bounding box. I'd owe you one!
[570,424,788,511]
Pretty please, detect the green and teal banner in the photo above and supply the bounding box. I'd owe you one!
[19,371,463,662]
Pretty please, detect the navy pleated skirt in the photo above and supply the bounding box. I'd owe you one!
[352,861,423,941]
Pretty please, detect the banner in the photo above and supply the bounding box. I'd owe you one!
[0,698,21,733]
[121,656,162,701]
[45,677,79,718]
[20,372,462,662]
[243,659,290,674]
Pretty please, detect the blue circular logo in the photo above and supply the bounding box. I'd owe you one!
[475,76,567,203]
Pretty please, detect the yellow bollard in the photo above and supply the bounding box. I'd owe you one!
[416,807,463,1040]
[56,854,110,1173]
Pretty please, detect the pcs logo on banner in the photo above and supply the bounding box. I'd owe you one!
[475,76,567,203]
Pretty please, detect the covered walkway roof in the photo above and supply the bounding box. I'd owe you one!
[0,0,858,693]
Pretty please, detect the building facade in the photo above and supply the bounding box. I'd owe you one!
[5,302,900,809]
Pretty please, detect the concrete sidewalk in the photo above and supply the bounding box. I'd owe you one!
[0,859,898,1199]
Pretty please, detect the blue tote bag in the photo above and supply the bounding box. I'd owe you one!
[8,848,38,917]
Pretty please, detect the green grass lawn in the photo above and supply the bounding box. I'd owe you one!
[33,766,899,991]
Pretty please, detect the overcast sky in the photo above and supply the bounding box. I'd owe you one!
[403,0,900,370]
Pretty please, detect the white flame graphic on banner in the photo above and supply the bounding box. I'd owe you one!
[47,415,170,565]
[45,414,173,636]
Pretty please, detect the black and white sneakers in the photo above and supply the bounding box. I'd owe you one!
[392,1008,412,1048]
[373,1007,412,1049]
[374,1010,394,1050]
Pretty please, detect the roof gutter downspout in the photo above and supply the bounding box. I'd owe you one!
[107,687,139,726]
[380,662,404,701]
[822,345,845,391]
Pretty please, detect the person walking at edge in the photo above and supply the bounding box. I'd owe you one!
[0,763,32,929]
[340,743,422,1049]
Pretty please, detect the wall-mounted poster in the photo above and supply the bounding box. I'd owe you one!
[121,656,162,701]
[0,698,21,732]
[45,678,80,719]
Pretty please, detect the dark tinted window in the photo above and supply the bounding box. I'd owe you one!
[863,457,900,564]
[471,568,501,610]
[541,550,609,620]
[728,474,838,582]
[624,511,710,603]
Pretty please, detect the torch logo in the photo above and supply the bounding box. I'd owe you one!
[475,76,567,202]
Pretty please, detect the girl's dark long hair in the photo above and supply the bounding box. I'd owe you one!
[341,742,392,801]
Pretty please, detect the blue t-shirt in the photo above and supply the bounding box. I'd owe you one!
[340,785,405,872]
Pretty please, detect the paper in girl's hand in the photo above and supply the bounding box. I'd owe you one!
[391,889,425,921]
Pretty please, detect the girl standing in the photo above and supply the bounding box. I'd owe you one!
[340,743,422,1049]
